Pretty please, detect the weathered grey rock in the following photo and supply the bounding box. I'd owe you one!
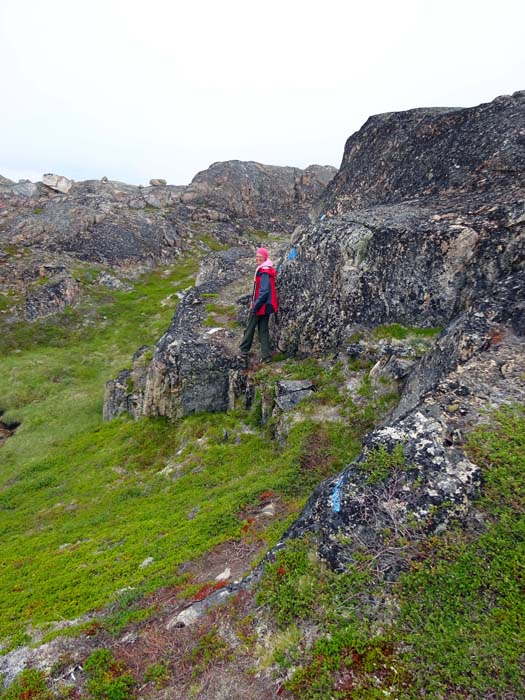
[321,90,525,214]
[273,379,315,411]
[12,181,38,197]
[97,272,133,291]
[104,237,288,422]
[274,389,313,412]
[276,92,525,356]
[24,276,81,321]
[149,178,167,186]
[104,284,246,421]
[181,160,336,231]
[275,379,314,395]
[195,247,252,286]
[262,93,525,580]
[42,173,73,194]
[166,587,234,630]
[284,278,525,576]
[276,193,525,355]
[103,346,151,421]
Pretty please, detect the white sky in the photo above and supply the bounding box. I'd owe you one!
[1,0,524,186]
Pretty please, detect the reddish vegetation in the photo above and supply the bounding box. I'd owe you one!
[191,580,228,602]
[489,326,505,345]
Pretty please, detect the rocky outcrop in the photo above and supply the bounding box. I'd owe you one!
[276,191,525,354]
[321,90,525,215]
[270,91,525,575]
[180,160,336,230]
[103,233,291,421]
[284,273,525,574]
[105,284,245,421]
[24,274,81,321]
[276,91,525,355]
[0,160,335,323]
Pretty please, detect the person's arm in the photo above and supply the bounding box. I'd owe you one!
[253,273,270,312]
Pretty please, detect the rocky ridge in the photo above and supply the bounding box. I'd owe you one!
[271,91,525,572]
[109,91,525,576]
[0,161,334,322]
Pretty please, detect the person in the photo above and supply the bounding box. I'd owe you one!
[239,247,278,363]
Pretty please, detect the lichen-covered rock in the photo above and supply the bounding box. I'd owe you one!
[24,275,81,321]
[276,192,525,355]
[276,92,525,356]
[181,160,336,230]
[271,92,525,578]
[103,280,248,421]
[321,90,525,214]
[281,273,525,576]
[274,379,315,412]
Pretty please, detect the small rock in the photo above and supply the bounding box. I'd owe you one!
[215,567,231,581]
[149,178,167,187]
[119,631,139,644]
[42,173,73,194]
[166,606,201,629]
[260,503,276,517]
[139,557,154,569]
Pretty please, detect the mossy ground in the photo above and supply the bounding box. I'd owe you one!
[3,254,521,700]
[253,404,525,700]
[0,261,371,656]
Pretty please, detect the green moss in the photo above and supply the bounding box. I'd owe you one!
[245,229,270,241]
[359,444,409,484]
[199,234,228,251]
[0,669,53,700]
[373,323,443,340]
[84,648,136,700]
[204,302,238,327]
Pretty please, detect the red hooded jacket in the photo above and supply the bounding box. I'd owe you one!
[252,264,278,316]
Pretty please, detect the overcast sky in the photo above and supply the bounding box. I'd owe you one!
[1,0,524,186]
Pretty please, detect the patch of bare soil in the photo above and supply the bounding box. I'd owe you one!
[115,590,282,700]
[92,498,293,698]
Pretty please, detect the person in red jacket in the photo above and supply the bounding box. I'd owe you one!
[239,247,279,363]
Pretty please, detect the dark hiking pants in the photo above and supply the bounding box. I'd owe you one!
[239,313,270,360]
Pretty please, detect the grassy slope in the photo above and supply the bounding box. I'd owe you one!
[256,405,525,700]
[0,260,366,650]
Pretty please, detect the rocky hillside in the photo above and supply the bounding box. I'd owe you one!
[0,161,334,323]
[1,92,524,700]
[104,88,525,662]
[180,160,336,228]
[270,90,525,565]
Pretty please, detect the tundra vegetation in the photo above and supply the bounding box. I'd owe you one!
[0,261,523,698]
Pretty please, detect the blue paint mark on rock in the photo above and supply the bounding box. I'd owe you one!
[287,248,297,261]
[331,475,345,513]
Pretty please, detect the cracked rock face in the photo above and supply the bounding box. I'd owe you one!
[276,92,525,356]
[181,160,336,230]
[285,304,525,577]
[24,275,81,321]
[274,92,525,577]
[275,192,525,355]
